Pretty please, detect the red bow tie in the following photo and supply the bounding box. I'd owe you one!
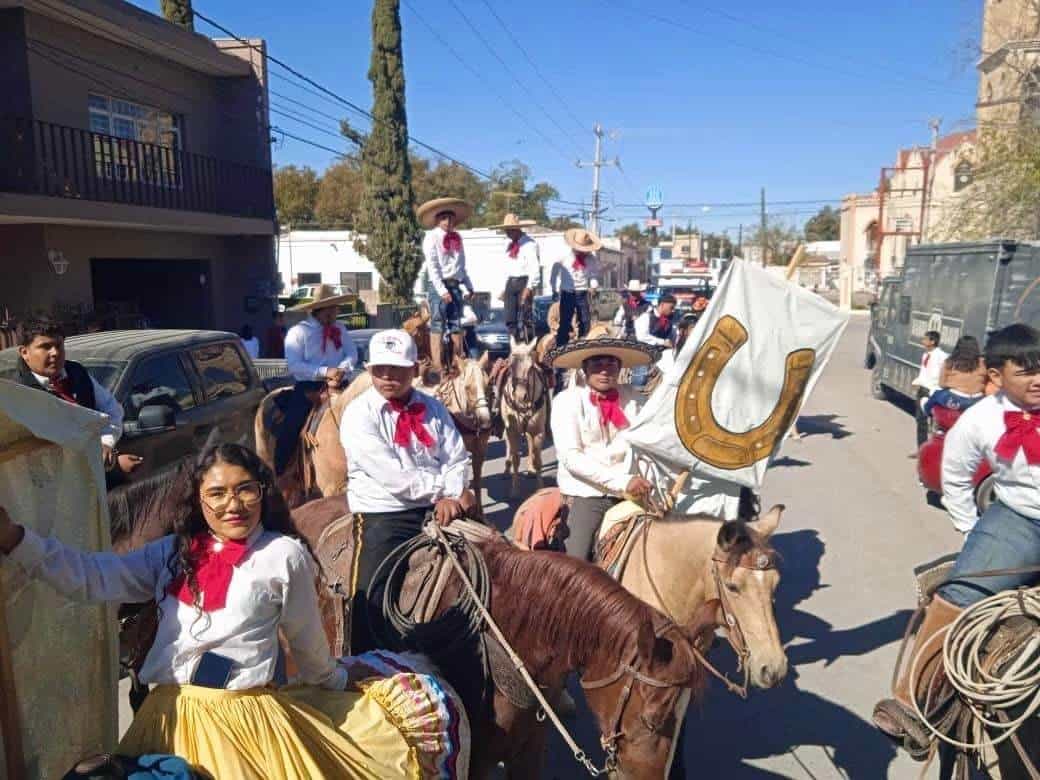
[507,238,521,259]
[590,389,629,430]
[49,375,77,404]
[389,397,434,448]
[923,353,931,368]
[572,252,588,271]
[995,411,1040,465]
[443,231,463,254]
[168,533,250,612]
[322,323,343,352]
[656,314,671,332]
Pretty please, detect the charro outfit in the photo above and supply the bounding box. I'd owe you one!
[550,252,598,348]
[0,524,467,778]
[613,293,649,340]
[499,222,540,341]
[422,226,474,336]
[341,385,470,654]
[630,306,673,387]
[278,316,358,474]
[912,346,948,447]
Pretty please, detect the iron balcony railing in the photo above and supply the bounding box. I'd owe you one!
[0,116,274,220]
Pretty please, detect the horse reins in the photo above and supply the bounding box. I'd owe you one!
[503,364,547,423]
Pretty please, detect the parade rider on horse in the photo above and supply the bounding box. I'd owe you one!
[612,280,650,340]
[549,336,658,560]
[874,323,1040,756]
[493,213,541,343]
[419,197,475,368]
[13,319,142,486]
[339,329,473,655]
[276,285,359,476]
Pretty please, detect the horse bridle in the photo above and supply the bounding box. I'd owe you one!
[503,362,547,419]
[639,517,778,700]
[435,363,489,433]
[580,618,698,772]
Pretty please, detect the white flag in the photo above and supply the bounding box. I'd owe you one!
[625,259,848,491]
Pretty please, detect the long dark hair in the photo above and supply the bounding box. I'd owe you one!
[947,335,982,373]
[169,443,299,611]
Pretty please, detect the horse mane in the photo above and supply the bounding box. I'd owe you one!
[479,539,657,665]
[108,455,195,544]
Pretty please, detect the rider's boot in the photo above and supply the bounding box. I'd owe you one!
[872,594,962,759]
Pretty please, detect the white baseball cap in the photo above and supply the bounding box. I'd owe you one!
[367,329,417,368]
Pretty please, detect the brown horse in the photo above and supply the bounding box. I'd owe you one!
[287,496,720,779]
[498,338,549,497]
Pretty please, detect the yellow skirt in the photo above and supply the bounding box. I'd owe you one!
[118,680,464,780]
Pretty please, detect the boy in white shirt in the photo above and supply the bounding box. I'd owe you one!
[911,330,948,449]
[418,197,475,366]
[874,323,1040,754]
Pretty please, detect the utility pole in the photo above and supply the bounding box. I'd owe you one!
[737,224,743,256]
[759,187,767,267]
[576,123,618,236]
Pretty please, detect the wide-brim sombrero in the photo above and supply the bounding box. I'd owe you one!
[417,197,473,228]
[565,227,603,252]
[549,336,657,370]
[290,284,356,313]
[491,213,538,231]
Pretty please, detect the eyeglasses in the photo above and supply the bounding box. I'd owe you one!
[200,481,264,514]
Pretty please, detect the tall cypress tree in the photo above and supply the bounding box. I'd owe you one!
[356,0,421,303]
[160,0,194,29]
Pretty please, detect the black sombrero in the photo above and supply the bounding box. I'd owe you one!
[549,336,657,370]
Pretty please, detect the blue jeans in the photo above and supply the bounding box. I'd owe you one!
[630,364,650,387]
[939,500,1040,607]
[438,280,464,334]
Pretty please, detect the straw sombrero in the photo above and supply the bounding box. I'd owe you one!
[416,197,473,229]
[626,280,648,293]
[565,227,603,253]
[289,284,355,313]
[549,335,656,370]
[492,213,538,231]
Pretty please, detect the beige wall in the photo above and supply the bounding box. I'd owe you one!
[978,0,1040,125]
[840,193,879,288]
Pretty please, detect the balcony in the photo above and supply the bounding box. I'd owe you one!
[0,116,274,222]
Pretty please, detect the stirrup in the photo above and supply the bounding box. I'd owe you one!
[872,699,933,761]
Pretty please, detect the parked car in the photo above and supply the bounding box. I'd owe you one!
[0,330,267,481]
[532,288,625,336]
[470,309,511,361]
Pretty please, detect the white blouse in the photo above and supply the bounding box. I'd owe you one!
[3,526,349,691]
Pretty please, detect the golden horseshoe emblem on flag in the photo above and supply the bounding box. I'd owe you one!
[675,315,816,469]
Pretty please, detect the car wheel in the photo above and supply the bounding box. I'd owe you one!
[870,362,888,400]
[974,474,996,514]
[865,350,877,370]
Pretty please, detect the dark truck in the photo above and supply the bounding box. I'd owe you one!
[0,330,269,480]
[866,240,1040,401]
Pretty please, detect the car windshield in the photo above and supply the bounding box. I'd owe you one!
[480,309,506,324]
[78,360,127,390]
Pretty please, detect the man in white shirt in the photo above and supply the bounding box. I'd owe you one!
[911,330,948,448]
[277,285,359,475]
[340,329,472,653]
[418,197,475,367]
[494,213,540,342]
[549,336,656,560]
[874,323,1040,752]
[13,319,141,485]
[550,228,603,350]
[629,294,676,387]
[612,280,650,340]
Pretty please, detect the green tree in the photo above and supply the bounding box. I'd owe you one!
[549,215,584,230]
[354,0,422,303]
[703,233,735,258]
[314,159,363,227]
[413,160,487,223]
[160,0,193,28]
[273,164,319,226]
[804,205,840,242]
[748,224,801,265]
[481,161,558,226]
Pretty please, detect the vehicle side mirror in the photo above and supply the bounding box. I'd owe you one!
[137,404,176,432]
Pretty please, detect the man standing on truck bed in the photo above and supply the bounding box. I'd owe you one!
[911,330,947,451]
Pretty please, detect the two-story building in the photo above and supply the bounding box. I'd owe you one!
[0,0,277,334]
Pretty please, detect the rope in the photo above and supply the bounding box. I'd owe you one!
[910,586,1040,753]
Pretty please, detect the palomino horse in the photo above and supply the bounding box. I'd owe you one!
[288,496,720,779]
[253,307,436,507]
[498,338,549,497]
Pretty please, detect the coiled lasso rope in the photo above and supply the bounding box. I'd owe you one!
[911,586,1040,752]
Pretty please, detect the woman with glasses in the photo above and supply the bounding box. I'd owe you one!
[0,443,467,778]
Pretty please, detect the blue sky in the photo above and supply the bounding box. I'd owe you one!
[148,0,982,234]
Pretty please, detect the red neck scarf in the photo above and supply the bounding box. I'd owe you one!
[995,410,1040,464]
[443,231,463,254]
[321,323,343,352]
[507,238,521,259]
[656,313,671,332]
[389,396,434,449]
[48,374,78,404]
[923,352,931,368]
[572,251,588,271]
[168,533,250,612]
[590,389,629,430]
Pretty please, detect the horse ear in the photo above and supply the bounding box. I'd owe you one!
[637,619,656,662]
[754,504,784,537]
[419,301,431,324]
[716,521,750,553]
[478,350,490,370]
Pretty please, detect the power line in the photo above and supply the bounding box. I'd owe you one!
[272,127,351,159]
[613,198,842,208]
[401,0,580,168]
[477,0,587,134]
[269,105,359,147]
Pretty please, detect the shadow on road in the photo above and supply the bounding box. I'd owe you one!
[772,456,812,469]
[797,414,853,440]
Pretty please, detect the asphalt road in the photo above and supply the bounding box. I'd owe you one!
[120,314,963,778]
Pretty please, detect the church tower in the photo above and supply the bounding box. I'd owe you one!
[977,0,1040,125]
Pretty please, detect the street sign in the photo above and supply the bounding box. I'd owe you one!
[645,218,663,228]
[893,216,913,232]
[645,185,663,211]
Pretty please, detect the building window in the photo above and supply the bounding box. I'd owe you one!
[88,93,182,187]
[339,271,373,292]
[954,161,974,191]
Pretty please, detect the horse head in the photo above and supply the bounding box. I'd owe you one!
[451,353,492,431]
[505,338,541,408]
[710,506,788,689]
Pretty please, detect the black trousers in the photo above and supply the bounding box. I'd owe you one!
[557,290,591,348]
[915,387,931,447]
[349,507,429,655]
[274,381,323,475]
[438,280,464,334]
[562,495,620,561]
[503,276,533,342]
